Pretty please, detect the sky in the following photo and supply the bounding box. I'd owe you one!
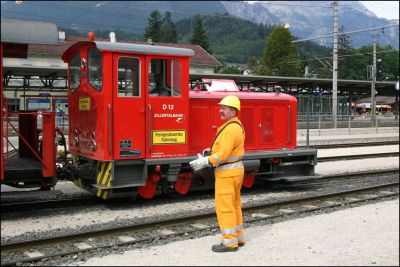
[359,1,399,20]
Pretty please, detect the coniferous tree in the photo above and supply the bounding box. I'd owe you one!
[338,26,354,79]
[260,25,300,76]
[160,12,177,43]
[190,15,211,53]
[144,10,162,42]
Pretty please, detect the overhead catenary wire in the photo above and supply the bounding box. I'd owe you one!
[287,49,399,64]
[293,24,400,43]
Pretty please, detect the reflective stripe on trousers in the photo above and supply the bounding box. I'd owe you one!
[215,173,244,248]
[220,225,245,246]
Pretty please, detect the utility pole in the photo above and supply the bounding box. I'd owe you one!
[371,34,377,126]
[332,1,339,128]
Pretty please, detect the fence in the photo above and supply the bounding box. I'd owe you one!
[297,114,399,134]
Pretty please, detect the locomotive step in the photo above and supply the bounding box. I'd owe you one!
[91,183,144,190]
[278,160,313,166]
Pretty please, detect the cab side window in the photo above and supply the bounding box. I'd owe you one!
[88,48,103,91]
[69,53,81,93]
[118,57,140,97]
[148,59,181,97]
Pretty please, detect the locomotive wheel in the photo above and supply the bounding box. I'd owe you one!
[242,172,255,189]
[137,173,160,199]
[174,172,194,195]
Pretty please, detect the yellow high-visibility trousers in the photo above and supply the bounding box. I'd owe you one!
[215,173,245,248]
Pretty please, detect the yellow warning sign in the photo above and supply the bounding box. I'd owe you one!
[79,97,91,111]
[152,130,186,144]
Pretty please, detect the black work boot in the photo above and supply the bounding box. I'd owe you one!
[238,242,245,247]
[211,243,238,252]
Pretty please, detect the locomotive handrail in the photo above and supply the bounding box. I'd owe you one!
[288,105,291,144]
[108,104,112,155]
[190,81,212,91]
[148,104,153,153]
[6,118,46,167]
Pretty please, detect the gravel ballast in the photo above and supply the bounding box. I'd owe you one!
[75,199,399,266]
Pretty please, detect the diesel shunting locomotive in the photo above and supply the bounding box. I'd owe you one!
[61,36,318,200]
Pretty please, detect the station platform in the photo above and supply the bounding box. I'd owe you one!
[297,127,399,146]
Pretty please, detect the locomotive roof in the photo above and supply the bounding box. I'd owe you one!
[62,41,194,61]
[189,90,297,101]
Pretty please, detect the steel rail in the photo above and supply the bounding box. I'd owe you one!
[2,165,398,214]
[1,171,398,266]
[302,141,398,149]
[318,152,399,162]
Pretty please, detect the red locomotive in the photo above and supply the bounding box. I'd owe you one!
[61,36,318,200]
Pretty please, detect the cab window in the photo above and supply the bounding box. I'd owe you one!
[88,48,103,91]
[118,57,140,97]
[148,59,181,97]
[69,53,81,93]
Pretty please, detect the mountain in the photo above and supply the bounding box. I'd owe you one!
[1,1,398,48]
[222,1,399,48]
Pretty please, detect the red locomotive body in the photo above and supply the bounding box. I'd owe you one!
[62,39,318,200]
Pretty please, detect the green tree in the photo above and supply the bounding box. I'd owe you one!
[260,25,301,76]
[217,64,242,74]
[190,15,211,53]
[376,44,399,81]
[144,10,162,42]
[247,56,259,75]
[160,11,177,43]
[338,26,354,79]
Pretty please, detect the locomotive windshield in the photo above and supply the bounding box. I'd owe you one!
[149,59,181,97]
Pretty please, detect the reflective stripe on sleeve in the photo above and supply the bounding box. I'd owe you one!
[213,154,223,164]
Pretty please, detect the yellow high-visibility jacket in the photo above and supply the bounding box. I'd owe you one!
[208,117,245,177]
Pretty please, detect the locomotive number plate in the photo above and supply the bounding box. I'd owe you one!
[152,130,186,144]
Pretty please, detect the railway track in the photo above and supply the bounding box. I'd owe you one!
[1,149,398,213]
[1,170,398,266]
[318,151,398,162]
[305,140,398,149]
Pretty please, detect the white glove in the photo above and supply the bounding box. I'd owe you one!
[189,153,210,171]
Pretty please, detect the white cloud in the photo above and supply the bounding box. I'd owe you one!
[359,1,399,20]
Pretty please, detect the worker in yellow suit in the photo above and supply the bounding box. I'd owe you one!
[190,95,245,253]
